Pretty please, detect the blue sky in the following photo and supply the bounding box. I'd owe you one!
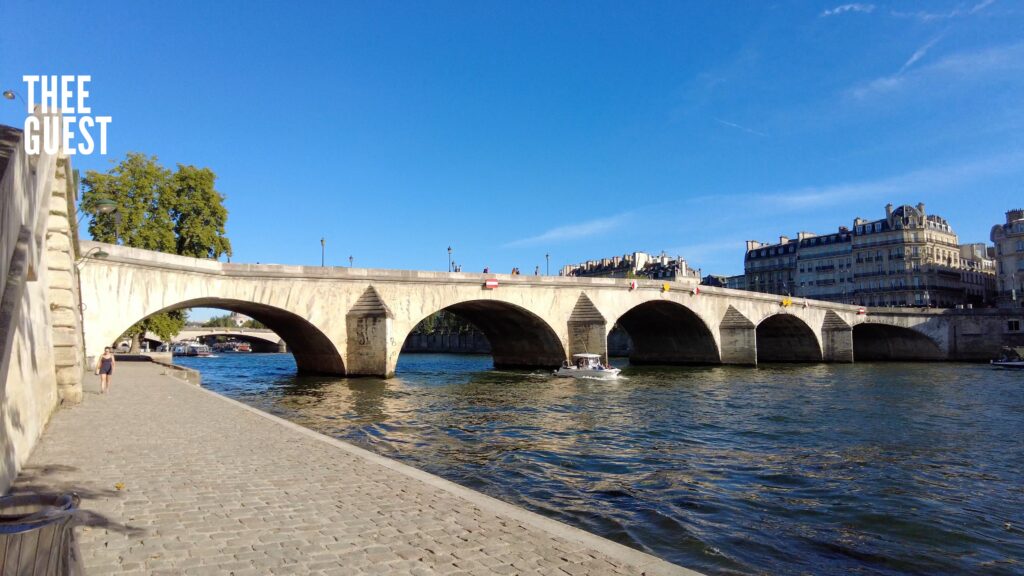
[3,1,1022,282]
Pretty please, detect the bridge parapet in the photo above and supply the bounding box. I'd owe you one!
[79,241,1022,374]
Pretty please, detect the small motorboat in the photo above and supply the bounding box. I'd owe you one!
[554,353,621,380]
[991,346,1024,370]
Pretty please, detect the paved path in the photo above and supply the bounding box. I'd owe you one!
[12,362,700,575]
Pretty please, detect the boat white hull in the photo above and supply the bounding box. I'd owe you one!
[991,360,1024,370]
[554,367,621,380]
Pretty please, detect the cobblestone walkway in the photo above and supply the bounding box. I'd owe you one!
[12,362,699,575]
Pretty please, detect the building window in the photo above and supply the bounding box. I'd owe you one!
[1009,320,1021,333]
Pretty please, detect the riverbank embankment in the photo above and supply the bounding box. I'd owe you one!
[11,361,700,575]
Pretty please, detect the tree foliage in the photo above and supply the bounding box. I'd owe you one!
[203,314,236,328]
[82,153,232,348]
[145,310,188,343]
[82,153,176,251]
[413,311,477,334]
[203,314,266,330]
[170,165,232,258]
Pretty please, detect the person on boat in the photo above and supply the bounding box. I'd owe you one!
[95,347,115,394]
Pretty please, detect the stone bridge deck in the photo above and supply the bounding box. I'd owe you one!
[11,362,696,576]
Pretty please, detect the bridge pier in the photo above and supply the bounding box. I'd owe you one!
[822,312,854,363]
[719,306,757,365]
[568,294,608,363]
[346,287,396,377]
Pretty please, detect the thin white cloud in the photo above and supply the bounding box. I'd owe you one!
[821,3,875,17]
[715,118,767,137]
[755,150,1024,212]
[899,36,942,74]
[849,42,1024,100]
[503,213,630,248]
[970,0,997,14]
[892,0,997,21]
[664,239,747,271]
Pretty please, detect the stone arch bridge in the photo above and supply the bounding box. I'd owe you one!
[78,241,1012,377]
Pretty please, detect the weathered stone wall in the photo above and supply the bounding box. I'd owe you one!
[0,121,81,492]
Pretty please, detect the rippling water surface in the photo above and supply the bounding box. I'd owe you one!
[175,353,1024,575]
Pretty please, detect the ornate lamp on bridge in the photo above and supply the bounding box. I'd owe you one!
[546,253,550,276]
[320,237,325,267]
[447,246,453,272]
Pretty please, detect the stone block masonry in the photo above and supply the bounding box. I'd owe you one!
[12,362,700,575]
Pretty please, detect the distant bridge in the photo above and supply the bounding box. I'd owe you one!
[143,327,286,352]
[79,241,1022,376]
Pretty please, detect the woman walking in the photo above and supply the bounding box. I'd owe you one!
[95,347,115,394]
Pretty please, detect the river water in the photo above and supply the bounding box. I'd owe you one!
[174,353,1024,575]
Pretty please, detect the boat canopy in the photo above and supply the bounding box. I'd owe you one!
[571,353,602,359]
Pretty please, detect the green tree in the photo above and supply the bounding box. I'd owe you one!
[203,314,236,328]
[170,165,232,259]
[146,310,188,343]
[82,152,175,251]
[82,153,232,351]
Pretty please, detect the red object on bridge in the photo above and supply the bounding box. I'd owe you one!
[857,307,867,315]
[484,279,499,289]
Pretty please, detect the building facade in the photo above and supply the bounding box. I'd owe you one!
[561,251,699,280]
[990,209,1024,307]
[744,236,798,295]
[745,203,995,307]
[959,243,997,306]
[797,229,853,303]
[851,203,964,308]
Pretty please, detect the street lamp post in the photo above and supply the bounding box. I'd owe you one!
[320,237,325,267]
[77,198,117,225]
[2,89,25,105]
[447,246,453,272]
[349,255,353,268]
[545,253,550,276]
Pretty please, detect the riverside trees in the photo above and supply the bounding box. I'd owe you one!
[82,153,232,349]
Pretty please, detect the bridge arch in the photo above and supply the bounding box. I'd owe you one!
[106,298,344,375]
[612,300,720,364]
[394,300,567,372]
[852,322,943,361]
[756,313,822,363]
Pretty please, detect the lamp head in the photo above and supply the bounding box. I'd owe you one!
[2,90,15,100]
[93,249,109,259]
[94,198,117,214]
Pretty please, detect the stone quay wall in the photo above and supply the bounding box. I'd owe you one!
[0,118,84,492]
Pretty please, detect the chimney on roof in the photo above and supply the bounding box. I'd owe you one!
[885,203,893,219]
[779,235,789,245]
[746,240,761,251]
